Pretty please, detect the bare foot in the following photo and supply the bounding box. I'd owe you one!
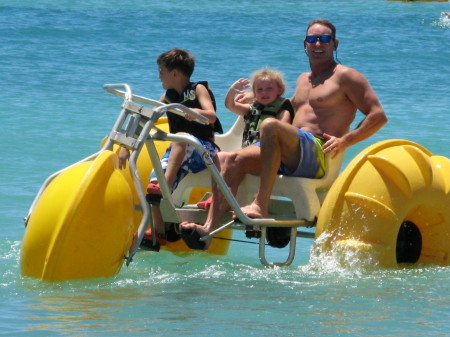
[239,202,268,219]
[179,222,213,250]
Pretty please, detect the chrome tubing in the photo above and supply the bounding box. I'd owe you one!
[103,84,209,125]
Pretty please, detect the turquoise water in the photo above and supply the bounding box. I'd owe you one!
[1,0,450,335]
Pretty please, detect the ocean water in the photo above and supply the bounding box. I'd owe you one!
[1,0,450,336]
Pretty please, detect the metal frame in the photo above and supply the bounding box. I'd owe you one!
[105,84,318,267]
[27,83,317,267]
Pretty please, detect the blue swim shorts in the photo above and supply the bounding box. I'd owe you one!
[254,128,326,178]
[150,138,219,192]
[279,128,326,178]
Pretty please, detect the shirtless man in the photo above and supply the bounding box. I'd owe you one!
[180,18,387,248]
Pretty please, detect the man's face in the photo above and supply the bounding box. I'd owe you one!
[304,24,336,61]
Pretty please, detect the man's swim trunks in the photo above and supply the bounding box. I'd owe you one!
[279,128,326,178]
[150,138,219,192]
[254,128,326,178]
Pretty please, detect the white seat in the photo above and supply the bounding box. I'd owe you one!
[171,116,344,222]
[235,152,344,221]
[215,115,245,152]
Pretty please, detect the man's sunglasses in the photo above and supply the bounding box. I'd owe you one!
[305,35,333,44]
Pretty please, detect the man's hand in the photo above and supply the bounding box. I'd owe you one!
[322,133,348,158]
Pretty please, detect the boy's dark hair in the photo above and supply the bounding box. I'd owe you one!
[306,19,337,40]
[157,48,195,78]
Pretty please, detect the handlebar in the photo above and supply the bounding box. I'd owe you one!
[103,83,209,125]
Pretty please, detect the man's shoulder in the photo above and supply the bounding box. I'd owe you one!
[298,72,311,80]
[336,64,363,78]
[335,65,368,87]
[295,72,311,88]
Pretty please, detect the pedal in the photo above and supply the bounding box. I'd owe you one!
[140,237,160,252]
[245,225,261,239]
[165,222,181,242]
[266,227,291,248]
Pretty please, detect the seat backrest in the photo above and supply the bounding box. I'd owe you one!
[215,116,245,152]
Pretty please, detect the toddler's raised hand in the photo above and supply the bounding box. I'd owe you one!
[232,78,251,92]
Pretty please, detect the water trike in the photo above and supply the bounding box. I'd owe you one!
[21,84,450,281]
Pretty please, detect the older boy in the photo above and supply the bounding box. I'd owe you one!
[120,48,222,249]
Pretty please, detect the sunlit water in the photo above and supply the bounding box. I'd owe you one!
[1,1,449,336]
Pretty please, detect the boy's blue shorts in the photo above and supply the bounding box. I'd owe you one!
[150,138,219,191]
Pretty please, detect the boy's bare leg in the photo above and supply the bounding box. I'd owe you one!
[164,141,187,188]
[151,206,166,235]
[180,145,261,249]
[146,141,186,242]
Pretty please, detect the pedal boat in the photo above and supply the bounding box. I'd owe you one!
[20,84,450,281]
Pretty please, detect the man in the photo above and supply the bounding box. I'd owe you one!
[180,18,387,248]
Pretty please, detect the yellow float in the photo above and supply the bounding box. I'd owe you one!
[21,150,135,280]
[21,86,231,281]
[315,139,450,267]
[20,84,450,281]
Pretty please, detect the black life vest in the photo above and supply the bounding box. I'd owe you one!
[242,97,294,147]
[164,81,223,141]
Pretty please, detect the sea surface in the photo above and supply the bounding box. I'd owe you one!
[1,0,450,336]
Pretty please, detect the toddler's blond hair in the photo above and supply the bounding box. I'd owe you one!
[250,68,286,95]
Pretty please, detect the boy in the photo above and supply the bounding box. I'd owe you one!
[120,48,222,248]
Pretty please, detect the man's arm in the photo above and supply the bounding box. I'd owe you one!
[323,68,387,156]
